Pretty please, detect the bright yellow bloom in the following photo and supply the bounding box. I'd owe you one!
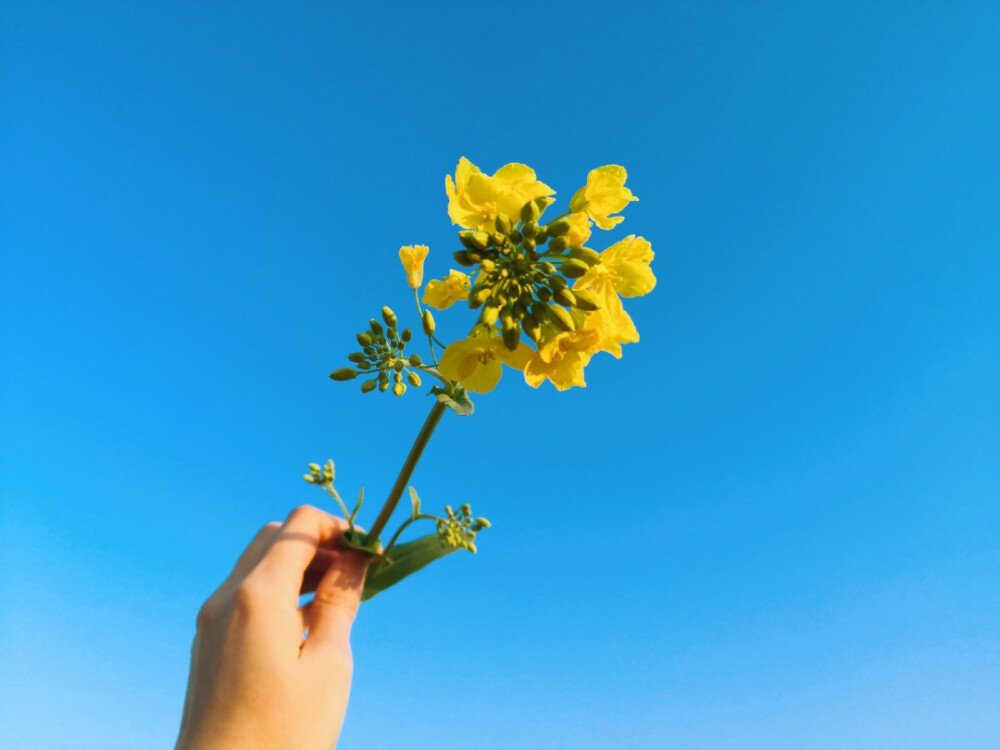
[446,157,554,231]
[399,245,429,289]
[523,328,601,390]
[438,327,533,393]
[569,165,638,230]
[564,211,593,247]
[422,269,470,310]
[574,235,655,357]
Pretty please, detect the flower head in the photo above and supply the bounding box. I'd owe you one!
[446,157,554,231]
[399,245,429,289]
[576,235,655,299]
[438,326,532,393]
[569,165,638,230]
[423,269,470,310]
[523,328,601,390]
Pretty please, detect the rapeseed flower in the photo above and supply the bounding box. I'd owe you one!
[523,328,601,390]
[569,165,638,230]
[423,270,470,310]
[399,245,429,289]
[438,326,532,393]
[446,157,554,231]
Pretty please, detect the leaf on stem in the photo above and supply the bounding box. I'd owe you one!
[429,384,475,416]
[362,533,457,601]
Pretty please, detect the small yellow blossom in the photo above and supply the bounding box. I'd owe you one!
[446,157,555,231]
[564,212,593,247]
[569,165,638,230]
[524,328,601,390]
[574,235,654,357]
[438,327,533,393]
[423,270,471,310]
[399,245,429,289]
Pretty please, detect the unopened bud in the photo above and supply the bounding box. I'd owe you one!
[540,261,557,275]
[572,289,601,311]
[522,316,541,341]
[379,380,390,392]
[407,371,421,387]
[469,286,492,309]
[453,250,476,266]
[561,259,590,278]
[480,258,496,272]
[502,325,521,351]
[481,301,500,326]
[408,353,423,366]
[329,367,359,381]
[475,517,491,528]
[393,382,406,396]
[536,286,553,303]
[547,218,572,236]
[549,305,576,332]
[356,332,373,347]
[347,352,367,363]
[520,200,541,223]
[522,220,539,239]
[382,306,397,327]
[548,236,569,254]
[568,246,601,265]
[495,213,513,235]
[530,302,549,324]
[422,309,435,335]
[361,378,378,393]
[553,287,577,307]
[401,328,412,342]
[369,318,384,334]
[548,274,568,290]
[469,231,490,251]
[489,232,505,247]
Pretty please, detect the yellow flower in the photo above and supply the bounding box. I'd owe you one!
[523,328,601,391]
[438,327,533,393]
[446,157,555,231]
[399,245,429,289]
[574,235,655,357]
[576,235,655,299]
[569,165,638,230]
[564,211,593,247]
[422,270,470,310]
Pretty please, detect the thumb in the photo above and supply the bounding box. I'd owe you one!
[303,548,369,654]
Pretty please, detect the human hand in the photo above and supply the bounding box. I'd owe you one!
[175,506,369,750]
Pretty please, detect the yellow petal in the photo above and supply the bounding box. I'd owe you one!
[398,245,429,289]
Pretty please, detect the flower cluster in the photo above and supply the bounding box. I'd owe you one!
[426,158,655,391]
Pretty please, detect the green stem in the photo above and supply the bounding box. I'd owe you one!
[380,513,441,560]
[365,401,447,544]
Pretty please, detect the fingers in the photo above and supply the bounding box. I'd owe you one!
[251,506,349,601]
[216,521,282,593]
[301,547,368,655]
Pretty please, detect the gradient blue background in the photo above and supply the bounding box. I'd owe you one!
[2,2,998,748]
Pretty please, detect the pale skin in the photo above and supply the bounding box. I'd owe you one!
[175,505,368,750]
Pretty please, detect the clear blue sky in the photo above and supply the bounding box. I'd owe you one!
[2,2,998,748]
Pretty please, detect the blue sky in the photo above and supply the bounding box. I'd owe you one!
[2,2,998,748]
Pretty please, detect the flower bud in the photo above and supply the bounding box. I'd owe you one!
[520,199,541,223]
[382,306,397,327]
[481,300,500,326]
[572,289,601,311]
[553,287,577,307]
[548,274,567,290]
[361,378,378,393]
[568,246,602,265]
[561,259,590,278]
[453,250,476,266]
[510,229,523,243]
[530,302,549,324]
[379,380,390,392]
[548,236,569,254]
[540,261,557,275]
[401,328,412,342]
[489,232,505,247]
[522,220,539,239]
[347,352,367,363]
[502,326,520,351]
[549,305,576,332]
[480,258,496,272]
[469,286,492,309]
[495,213,513,235]
[356,332,373,347]
[470,231,490,251]
[369,318,384,334]
[408,353,423,366]
[407,371,422,387]
[393,382,406,396]
[422,309,435,335]
[546,218,572,236]
[329,367,359,381]
[536,286,553,303]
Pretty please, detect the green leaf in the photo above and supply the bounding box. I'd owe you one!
[409,485,421,518]
[350,486,364,523]
[362,533,457,601]
[340,528,380,555]
[429,385,475,416]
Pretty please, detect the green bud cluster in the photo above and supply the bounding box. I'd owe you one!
[330,307,424,397]
[436,503,490,554]
[453,197,603,350]
[302,459,335,486]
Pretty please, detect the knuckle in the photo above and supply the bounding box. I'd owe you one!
[195,595,221,630]
[231,580,265,616]
[286,504,323,524]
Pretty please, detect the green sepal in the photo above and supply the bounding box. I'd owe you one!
[409,486,421,517]
[362,533,457,601]
[429,385,475,416]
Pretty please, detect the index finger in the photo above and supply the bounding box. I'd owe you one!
[249,505,348,601]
